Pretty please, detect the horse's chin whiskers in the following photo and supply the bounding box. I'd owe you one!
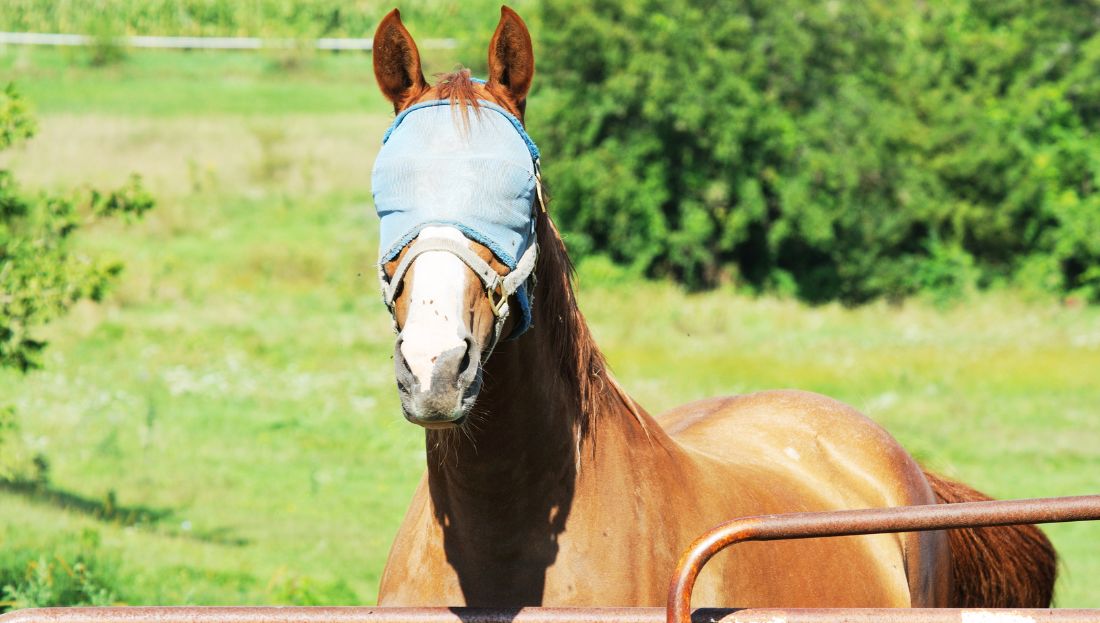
[458,418,479,453]
[428,427,460,468]
[462,405,487,435]
[479,366,497,385]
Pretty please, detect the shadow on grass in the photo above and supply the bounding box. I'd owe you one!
[0,478,171,525]
[0,478,249,546]
[183,525,251,547]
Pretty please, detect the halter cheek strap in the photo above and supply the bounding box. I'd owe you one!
[379,237,539,358]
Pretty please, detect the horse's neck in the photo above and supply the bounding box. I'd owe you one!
[422,311,658,532]
[425,333,583,496]
[419,280,684,605]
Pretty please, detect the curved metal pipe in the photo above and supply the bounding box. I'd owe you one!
[666,495,1100,623]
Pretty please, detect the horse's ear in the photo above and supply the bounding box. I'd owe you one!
[373,9,429,112]
[486,6,534,113]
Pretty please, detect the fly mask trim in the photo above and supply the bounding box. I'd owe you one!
[372,99,543,348]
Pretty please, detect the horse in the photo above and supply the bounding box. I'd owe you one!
[367,6,1056,609]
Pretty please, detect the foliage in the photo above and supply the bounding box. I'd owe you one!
[0,1,537,82]
[85,13,128,67]
[0,405,15,478]
[0,85,36,149]
[0,0,535,41]
[0,531,121,612]
[535,0,1100,302]
[1,84,154,373]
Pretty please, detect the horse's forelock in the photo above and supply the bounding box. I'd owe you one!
[430,67,526,122]
[434,68,481,112]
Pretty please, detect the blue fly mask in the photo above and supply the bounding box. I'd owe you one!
[372,99,544,351]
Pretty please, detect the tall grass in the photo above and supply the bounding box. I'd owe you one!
[0,1,517,36]
[0,531,122,612]
[0,1,539,76]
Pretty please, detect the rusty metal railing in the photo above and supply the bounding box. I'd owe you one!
[5,608,1100,623]
[2,495,1098,623]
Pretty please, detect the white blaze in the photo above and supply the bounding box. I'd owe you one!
[399,226,470,392]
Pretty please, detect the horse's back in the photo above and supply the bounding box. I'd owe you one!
[660,389,932,508]
[658,389,951,607]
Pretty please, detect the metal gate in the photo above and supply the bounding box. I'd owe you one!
[3,496,1099,623]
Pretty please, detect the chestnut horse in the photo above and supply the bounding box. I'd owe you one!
[369,7,1056,609]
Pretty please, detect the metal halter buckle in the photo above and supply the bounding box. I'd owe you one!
[487,281,508,317]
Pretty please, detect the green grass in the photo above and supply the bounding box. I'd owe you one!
[1,45,1098,608]
[0,46,386,116]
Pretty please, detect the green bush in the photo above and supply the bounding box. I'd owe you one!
[535,0,1100,302]
[0,531,122,612]
[1,84,154,372]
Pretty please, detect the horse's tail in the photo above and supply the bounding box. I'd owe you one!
[924,470,1057,607]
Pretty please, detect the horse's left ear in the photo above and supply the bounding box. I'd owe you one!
[487,6,534,114]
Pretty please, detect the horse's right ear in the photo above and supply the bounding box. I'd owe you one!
[486,6,534,114]
[373,9,429,112]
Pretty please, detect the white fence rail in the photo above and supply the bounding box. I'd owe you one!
[0,32,457,51]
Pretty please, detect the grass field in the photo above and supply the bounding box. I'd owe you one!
[1,45,1098,607]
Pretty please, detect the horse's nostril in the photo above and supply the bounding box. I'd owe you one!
[394,339,417,394]
[460,336,478,375]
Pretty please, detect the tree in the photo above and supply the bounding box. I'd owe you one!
[1,83,153,471]
[535,0,1100,302]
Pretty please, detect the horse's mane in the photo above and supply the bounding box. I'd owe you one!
[532,207,646,441]
[434,67,643,439]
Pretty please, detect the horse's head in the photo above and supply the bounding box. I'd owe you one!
[371,7,539,429]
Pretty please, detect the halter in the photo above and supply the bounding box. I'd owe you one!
[372,98,545,355]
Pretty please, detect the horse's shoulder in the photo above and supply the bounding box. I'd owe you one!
[658,389,934,507]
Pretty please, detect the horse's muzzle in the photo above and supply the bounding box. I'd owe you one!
[393,335,481,428]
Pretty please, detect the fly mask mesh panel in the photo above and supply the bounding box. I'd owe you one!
[372,100,540,340]
[373,101,538,268]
